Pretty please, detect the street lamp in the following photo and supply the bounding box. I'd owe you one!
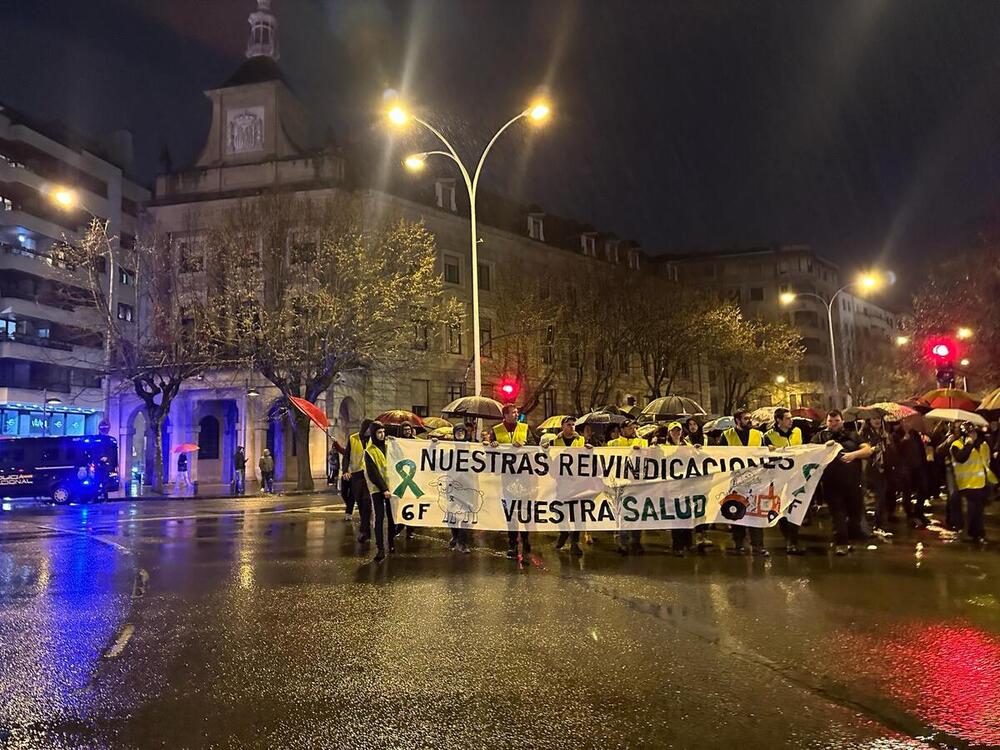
[48,185,115,422]
[780,270,888,406]
[388,96,552,397]
[895,335,910,346]
[775,375,789,407]
[960,358,970,367]
[956,327,973,340]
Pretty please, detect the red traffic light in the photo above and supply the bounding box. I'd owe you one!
[496,378,520,402]
[931,343,951,359]
[927,337,958,363]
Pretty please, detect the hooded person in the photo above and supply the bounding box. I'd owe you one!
[663,421,695,555]
[343,418,374,543]
[363,421,398,561]
[684,417,705,447]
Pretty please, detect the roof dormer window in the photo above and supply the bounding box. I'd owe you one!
[581,233,597,257]
[627,251,640,270]
[435,178,457,212]
[605,239,620,263]
[528,213,545,241]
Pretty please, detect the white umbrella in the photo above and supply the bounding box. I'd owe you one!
[704,416,735,432]
[925,408,988,428]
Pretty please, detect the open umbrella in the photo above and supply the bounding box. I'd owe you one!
[442,396,504,421]
[171,443,199,454]
[289,397,330,430]
[898,397,932,414]
[866,402,918,422]
[925,408,989,428]
[641,395,706,421]
[749,406,778,426]
[921,388,979,411]
[844,405,887,422]
[791,407,825,421]
[978,388,1000,412]
[576,410,629,427]
[375,410,427,431]
[426,425,455,439]
[637,423,662,439]
[421,416,453,431]
[538,415,573,430]
[704,416,734,433]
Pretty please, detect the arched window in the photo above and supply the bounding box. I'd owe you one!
[198,415,220,459]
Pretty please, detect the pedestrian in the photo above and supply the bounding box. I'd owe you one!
[258,448,275,493]
[487,404,534,559]
[904,427,931,527]
[551,416,588,556]
[663,421,696,556]
[764,408,805,555]
[327,439,344,486]
[363,421,397,562]
[445,423,473,554]
[811,409,873,555]
[684,417,705,446]
[232,445,246,496]
[717,410,768,556]
[604,424,621,446]
[176,452,190,494]
[860,415,893,538]
[949,422,997,543]
[608,420,648,555]
[936,421,964,531]
[343,419,373,542]
[394,422,418,540]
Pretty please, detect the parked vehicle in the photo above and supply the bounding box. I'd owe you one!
[0,435,120,503]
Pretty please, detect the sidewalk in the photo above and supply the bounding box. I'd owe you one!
[115,481,341,502]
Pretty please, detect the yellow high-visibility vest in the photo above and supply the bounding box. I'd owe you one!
[608,436,648,448]
[347,432,366,474]
[723,428,764,447]
[364,441,388,495]
[551,433,585,447]
[493,422,529,444]
[951,438,998,491]
[764,427,803,447]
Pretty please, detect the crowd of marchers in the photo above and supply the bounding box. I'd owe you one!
[326,405,998,563]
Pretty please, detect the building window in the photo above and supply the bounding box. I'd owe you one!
[435,179,457,212]
[528,214,545,241]
[542,389,557,418]
[411,379,430,417]
[480,317,492,358]
[179,242,203,273]
[749,287,764,301]
[448,324,463,354]
[117,303,134,322]
[794,310,820,328]
[198,415,220,460]
[581,234,596,256]
[120,233,136,250]
[605,241,620,263]
[446,382,465,403]
[443,254,460,285]
[477,263,491,291]
[119,268,135,286]
[412,321,428,350]
[627,251,640,270]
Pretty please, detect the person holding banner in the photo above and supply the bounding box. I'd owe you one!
[444,424,473,554]
[811,409,873,555]
[363,422,397,562]
[950,422,997,543]
[765,408,805,555]
[343,418,374,544]
[662,421,697,556]
[609,420,648,554]
[551,416,589,556]
[684,417,706,447]
[718,410,768,556]
[487,404,535,559]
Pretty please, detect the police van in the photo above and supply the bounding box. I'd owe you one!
[0,435,120,503]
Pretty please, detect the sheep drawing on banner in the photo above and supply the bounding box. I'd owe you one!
[430,476,485,526]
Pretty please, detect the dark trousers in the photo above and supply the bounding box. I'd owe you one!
[826,481,865,545]
[351,472,372,538]
[261,471,274,493]
[373,492,396,551]
[869,473,893,529]
[671,528,693,550]
[556,531,580,547]
[341,478,354,515]
[962,487,988,539]
[946,490,964,531]
[508,530,530,550]
[451,527,469,544]
[730,525,764,548]
[779,518,799,545]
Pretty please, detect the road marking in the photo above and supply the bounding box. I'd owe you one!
[102,623,135,659]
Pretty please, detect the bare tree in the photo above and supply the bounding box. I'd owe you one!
[208,192,460,490]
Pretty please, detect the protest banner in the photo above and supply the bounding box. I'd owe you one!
[385,438,840,532]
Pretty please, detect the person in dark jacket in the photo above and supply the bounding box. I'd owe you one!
[446,424,473,554]
[258,448,275,493]
[812,410,873,555]
[861,415,893,538]
[232,446,247,496]
[684,417,705,446]
[363,422,397,561]
[342,418,373,542]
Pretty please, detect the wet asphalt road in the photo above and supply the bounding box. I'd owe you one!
[1,494,998,750]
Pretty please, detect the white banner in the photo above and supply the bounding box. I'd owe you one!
[385,438,840,531]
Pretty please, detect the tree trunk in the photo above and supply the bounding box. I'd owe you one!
[151,412,166,494]
[293,410,314,491]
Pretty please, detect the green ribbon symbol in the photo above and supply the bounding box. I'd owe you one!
[393,459,425,498]
[803,463,820,481]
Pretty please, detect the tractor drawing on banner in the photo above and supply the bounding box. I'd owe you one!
[719,481,783,523]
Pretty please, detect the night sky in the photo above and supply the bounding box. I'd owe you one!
[5,0,1000,302]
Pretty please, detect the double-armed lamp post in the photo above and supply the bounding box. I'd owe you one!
[385,98,552,398]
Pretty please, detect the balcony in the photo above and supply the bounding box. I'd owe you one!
[3,332,74,352]
[0,240,74,270]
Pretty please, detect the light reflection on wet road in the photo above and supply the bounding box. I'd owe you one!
[1,495,998,749]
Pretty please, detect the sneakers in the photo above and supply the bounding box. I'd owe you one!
[356,533,370,544]
[448,537,457,550]
[570,543,584,557]
[695,531,714,548]
[373,549,386,562]
[785,545,805,556]
[673,548,685,557]
[751,546,770,557]
[834,545,849,556]
[729,544,748,555]
[506,547,518,559]
[554,536,566,551]
[458,543,471,554]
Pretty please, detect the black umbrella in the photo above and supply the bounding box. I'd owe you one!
[442,396,504,421]
[843,406,886,422]
[641,396,707,421]
[576,410,629,427]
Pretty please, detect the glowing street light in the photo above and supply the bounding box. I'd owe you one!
[775,375,787,384]
[51,187,79,209]
[960,358,970,367]
[895,335,910,346]
[779,292,797,306]
[859,272,879,291]
[956,327,973,340]
[385,94,553,398]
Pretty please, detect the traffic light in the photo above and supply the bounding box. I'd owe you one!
[496,378,520,403]
[927,337,957,387]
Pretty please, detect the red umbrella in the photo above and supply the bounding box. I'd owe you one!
[289,396,330,430]
[791,407,825,421]
[899,397,932,414]
[171,443,199,454]
[375,410,426,429]
[922,389,979,411]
